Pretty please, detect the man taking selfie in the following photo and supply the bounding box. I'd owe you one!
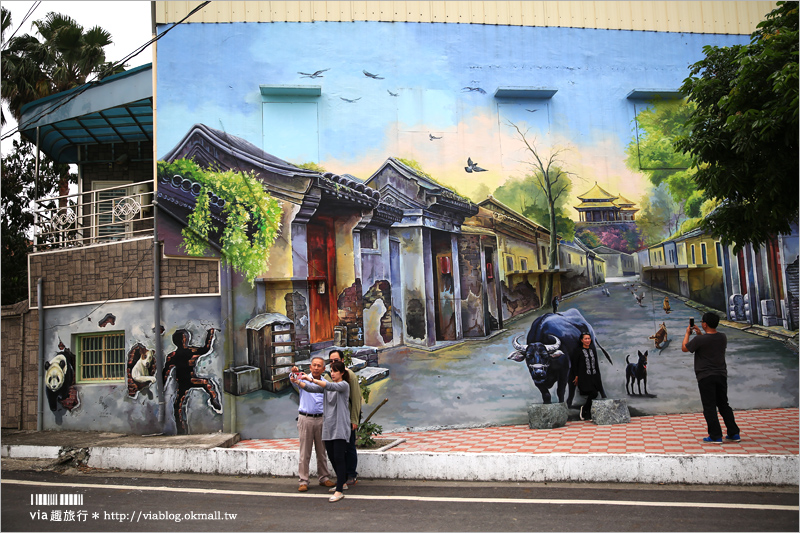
[292,357,335,491]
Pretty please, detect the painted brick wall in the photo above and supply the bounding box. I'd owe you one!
[28,239,220,306]
[1,306,40,429]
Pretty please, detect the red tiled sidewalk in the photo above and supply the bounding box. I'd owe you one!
[232,407,798,455]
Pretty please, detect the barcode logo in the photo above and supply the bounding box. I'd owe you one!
[30,494,83,506]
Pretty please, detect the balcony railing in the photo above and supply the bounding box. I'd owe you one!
[33,180,154,251]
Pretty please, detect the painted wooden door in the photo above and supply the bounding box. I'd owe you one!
[307,220,336,344]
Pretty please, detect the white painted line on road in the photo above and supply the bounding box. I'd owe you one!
[4,479,797,512]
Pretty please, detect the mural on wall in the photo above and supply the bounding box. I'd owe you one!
[44,342,78,413]
[146,18,798,438]
[127,344,156,399]
[163,327,222,435]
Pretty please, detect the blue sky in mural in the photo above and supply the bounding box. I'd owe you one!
[156,22,748,203]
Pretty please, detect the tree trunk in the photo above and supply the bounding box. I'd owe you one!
[541,198,559,307]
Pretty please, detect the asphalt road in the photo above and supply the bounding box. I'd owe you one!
[2,469,797,532]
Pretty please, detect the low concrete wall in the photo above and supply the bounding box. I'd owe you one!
[82,447,799,486]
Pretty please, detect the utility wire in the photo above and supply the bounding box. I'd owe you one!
[0,1,41,50]
[1,1,211,142]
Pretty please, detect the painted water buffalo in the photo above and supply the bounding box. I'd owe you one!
[508,309,612,406]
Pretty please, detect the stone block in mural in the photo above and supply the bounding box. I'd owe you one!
[527,402,568,429]
[591,399,631,425]
[223,365,262,396]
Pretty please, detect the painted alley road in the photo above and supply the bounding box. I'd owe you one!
[234,281,798,438]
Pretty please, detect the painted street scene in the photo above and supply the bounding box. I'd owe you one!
[1,3,798,531]
[234,280,798,438]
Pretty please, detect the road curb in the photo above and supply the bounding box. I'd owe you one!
[70,446,799,486]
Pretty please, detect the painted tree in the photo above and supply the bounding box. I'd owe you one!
[635,183,683,245]
[507,122,578,304]
[625,99,702,240]
[676,1,798,251]
[493,172,575,241]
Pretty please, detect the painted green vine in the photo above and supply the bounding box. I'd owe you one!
[157,159,282,285]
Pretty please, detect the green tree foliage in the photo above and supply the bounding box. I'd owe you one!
[575,228,601,248]
[625,99,701,233]
[635,183,683,245]
[493,173,575,241]
[677,1,799,250]
[1,140,68,304]
[1,8,122,126]
[157,159,283,285]
[295,161,326,173]
[469,182,492,203]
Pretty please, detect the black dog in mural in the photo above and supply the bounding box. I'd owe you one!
[625,350,651,396]
[163,328,221,434]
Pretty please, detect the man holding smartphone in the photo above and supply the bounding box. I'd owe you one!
[292,357,335,491]
[681,312,741,444]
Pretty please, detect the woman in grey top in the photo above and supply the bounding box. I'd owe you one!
[292,360,351,502]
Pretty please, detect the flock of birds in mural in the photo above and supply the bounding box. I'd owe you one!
[295,67,491,173]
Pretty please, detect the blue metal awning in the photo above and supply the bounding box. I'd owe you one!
[19,64,153,164]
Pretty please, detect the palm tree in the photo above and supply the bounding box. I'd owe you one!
[1,9,121,199]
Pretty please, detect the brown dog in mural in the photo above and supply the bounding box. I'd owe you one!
[649,323,669,349]
[164,328,221,434]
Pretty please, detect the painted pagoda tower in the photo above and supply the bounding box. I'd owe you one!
[574,183,639,223]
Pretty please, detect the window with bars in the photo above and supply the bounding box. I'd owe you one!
[77,332,126,382]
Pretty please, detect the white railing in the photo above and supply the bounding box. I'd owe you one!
[33,180,155,251]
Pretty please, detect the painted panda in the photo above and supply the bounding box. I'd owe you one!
[44,351,75,411]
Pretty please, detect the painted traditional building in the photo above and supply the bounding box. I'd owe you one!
[365,158,479,347]
[574,183,639,224]
[593,245,637,278]
[642,228,725,311]
[469,196,554,322]
[721,225,799,330]
[2,1,776,436]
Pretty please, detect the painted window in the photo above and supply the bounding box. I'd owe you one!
[716,242,723,267]
[701,243,708,264]
[691,244,696,264]
[262,101,319,163]
[566,254,571,264]
[580,256,584,266]
[520,258,528,271]
[77,332,126,382]
[506,255,514,272]
[540,246,547,267]
[361,229,377,250]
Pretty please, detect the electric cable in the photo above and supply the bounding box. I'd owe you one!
[1,1,41,50]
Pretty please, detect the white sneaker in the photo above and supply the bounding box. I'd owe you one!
[328,484,348,492]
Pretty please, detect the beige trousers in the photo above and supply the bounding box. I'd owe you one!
[297,414,330,485]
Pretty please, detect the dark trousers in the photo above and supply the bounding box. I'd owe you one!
[324,439,348,492]
[582,391,598,418]
[345,427,358,480]
[698,375,740,439]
